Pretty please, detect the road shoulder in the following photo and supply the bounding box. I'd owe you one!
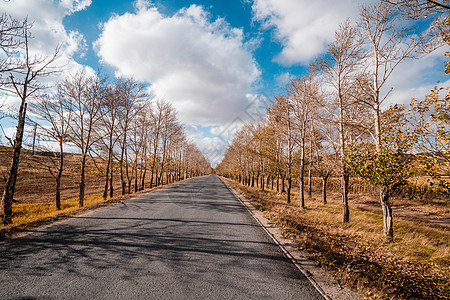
[220,177,361,300]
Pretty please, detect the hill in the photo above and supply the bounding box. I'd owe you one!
[0,146,117,204]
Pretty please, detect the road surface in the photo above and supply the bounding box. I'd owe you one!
[0,175,324,299]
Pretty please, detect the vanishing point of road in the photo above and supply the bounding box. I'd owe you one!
[0,175,324,300]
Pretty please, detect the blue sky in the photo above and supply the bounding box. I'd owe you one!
[0,0,448,166]
[62,0,297,99]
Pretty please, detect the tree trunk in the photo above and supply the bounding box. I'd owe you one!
[56,140,64,210]
[120,163,126,195]
[125,147,131,194]
[120,134,127,195]
[322,175,328,205]
[2,102,27,224]
[103,158,110,200]
[380,190,393,239]
[342,170,349,223]
[140,168,147,191]
[277,174,279,192]
[134,162,138,193]
[79,153,87,207]
[287,175,291,204]
[300,135,305,208]
[150,168,154,188]
[338,93,349,222]
[308,169,312,198]
[103,130,115,200]
[300,171,305,208]
[109,167,113,198]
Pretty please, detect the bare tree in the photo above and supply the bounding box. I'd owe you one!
[0,14,27,84]
[28,91,71,210]
[384,0,449,17]
[148,100,163,188]
[96,81,121,200]
[157,104,181,187]
[62,71,104,207]
[148,99,179,188]
[357,2,434,238]
[311,120,338,205]
[116,78,145,195]
[127,101,152,192]
[316,20,365,223]
[1,20,60,224]
[288,73,319,208]
[268,95,298,203]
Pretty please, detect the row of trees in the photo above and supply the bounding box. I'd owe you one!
[0,15,210,225]
[29,73,211,208]
[216,0,449,240]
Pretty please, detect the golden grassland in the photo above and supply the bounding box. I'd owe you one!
[223,177,449,300]
[1,194,105,228]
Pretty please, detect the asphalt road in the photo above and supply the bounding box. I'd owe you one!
[0,175,324,300]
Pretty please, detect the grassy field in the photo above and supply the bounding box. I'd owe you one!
[0,146,128,233]
[0,146,115,203]
[223,177,449,300]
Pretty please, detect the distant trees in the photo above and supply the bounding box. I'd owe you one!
[288,75,319,208]
[61,71,103,207]
[116,78,145,195]
[32,74,210,210]
[1,69,210,222]
[216,0,449,240]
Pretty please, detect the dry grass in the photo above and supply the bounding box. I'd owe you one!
[225,178,449,300]
[310,175,450,202]
[0,146,117,204]
[2,193,105,227]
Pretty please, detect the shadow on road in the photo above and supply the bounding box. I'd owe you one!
[0,175,323,300]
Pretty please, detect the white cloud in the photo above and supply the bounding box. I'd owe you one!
[252,0,376,65]
[184,124,203,140]
[60,0,92,14]
[194,136,227,168]
[95,1,261,126]
[0,0,91,99]
[0,0,88,57]
[274,72,293,88]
